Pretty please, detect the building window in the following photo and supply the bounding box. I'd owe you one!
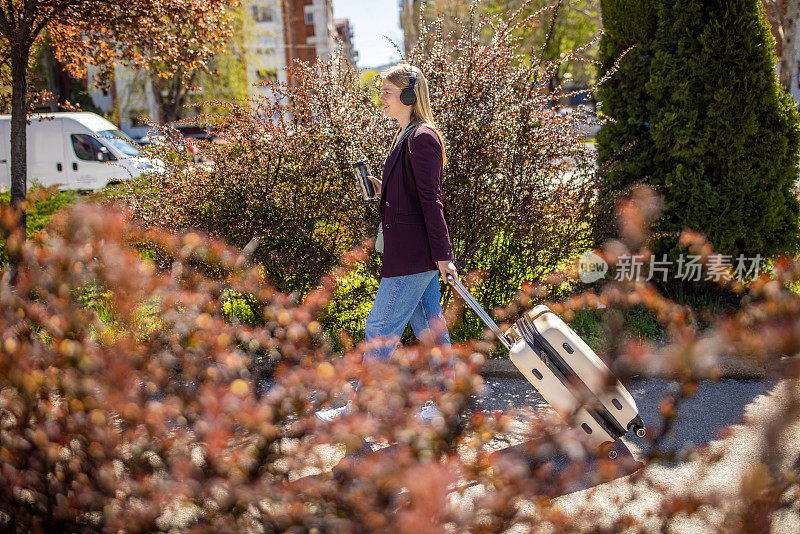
[305,12,314,25]
[256,68,278,82]
[252,5,273,22]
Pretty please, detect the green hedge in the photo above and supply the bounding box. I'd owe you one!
[0,187,83,268]
[600,0,656,45]
[596,0,800,262]
[647,0,800,260]
[593,0,659,244]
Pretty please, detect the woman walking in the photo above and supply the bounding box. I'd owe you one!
[317,63,457,422]
[365,63,458,361]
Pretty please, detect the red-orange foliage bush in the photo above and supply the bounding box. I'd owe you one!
[1,186,799,532]
[0,198,485,532]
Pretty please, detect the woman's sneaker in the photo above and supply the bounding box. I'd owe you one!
[415,401,443,423]
[315,401,354,422]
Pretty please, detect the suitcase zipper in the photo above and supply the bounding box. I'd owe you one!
[518,316,626,439]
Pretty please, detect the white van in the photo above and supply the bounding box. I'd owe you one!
[0,112,162,191]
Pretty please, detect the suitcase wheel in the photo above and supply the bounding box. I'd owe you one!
[628,415,646,438]
[599,441,617,460]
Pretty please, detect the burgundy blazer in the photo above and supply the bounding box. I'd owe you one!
[379,124,454,278]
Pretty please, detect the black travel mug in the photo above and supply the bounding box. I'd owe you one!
[352,160,376,200]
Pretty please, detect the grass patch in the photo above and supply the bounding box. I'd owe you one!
[568,305,665,354]
[0,186,86,267]
[568,308,607,352]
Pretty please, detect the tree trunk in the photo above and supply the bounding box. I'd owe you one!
[779,1,800,98]
[9,43,30,281]
[151,75,165,124]
[40,38,59,112]
[153,76,182,124]
[151,68,195,124]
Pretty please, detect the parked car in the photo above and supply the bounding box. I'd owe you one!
[174,125,215,141]
[556,106,602,138]
[174,124,232,160]
[137,124,222,163]
[134,134,167,147]
[135,122,231,168]
[0,112,164,191]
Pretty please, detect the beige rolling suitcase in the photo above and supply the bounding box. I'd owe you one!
[447,275,645,456]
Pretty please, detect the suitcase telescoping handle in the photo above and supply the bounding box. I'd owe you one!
[445,273,512,350]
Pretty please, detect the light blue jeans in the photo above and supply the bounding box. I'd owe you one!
[364,269,452,368]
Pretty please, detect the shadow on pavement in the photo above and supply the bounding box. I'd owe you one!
[488,437,644,497]
[624,378,774,456]
[479,377,774,456]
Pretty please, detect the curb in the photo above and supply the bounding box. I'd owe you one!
[478,356,768,381]
[479,358,524,379]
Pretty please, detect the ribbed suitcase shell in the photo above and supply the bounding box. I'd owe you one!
[446,275,644,450]
[508,305,641,448]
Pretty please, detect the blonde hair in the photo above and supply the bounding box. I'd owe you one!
[382,63,448,166]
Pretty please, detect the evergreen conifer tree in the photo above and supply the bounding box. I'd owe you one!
[593,0,659,243]
[596,0,800,264]
[646,0,800,260]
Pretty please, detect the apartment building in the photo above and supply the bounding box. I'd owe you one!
[282,0,338,80]
[80,0,343,135]
[335,18,358,66]
[245,0,289,102]
[86,63,159,139]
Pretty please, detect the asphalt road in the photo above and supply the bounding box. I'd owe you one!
[309,376,799,531]
[476,376,773,455]
[472,376,800,532]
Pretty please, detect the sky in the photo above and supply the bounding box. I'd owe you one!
[332,0,405,69]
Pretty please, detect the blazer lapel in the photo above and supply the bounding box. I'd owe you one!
[382,141,403,183]
[381,127,415,204]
